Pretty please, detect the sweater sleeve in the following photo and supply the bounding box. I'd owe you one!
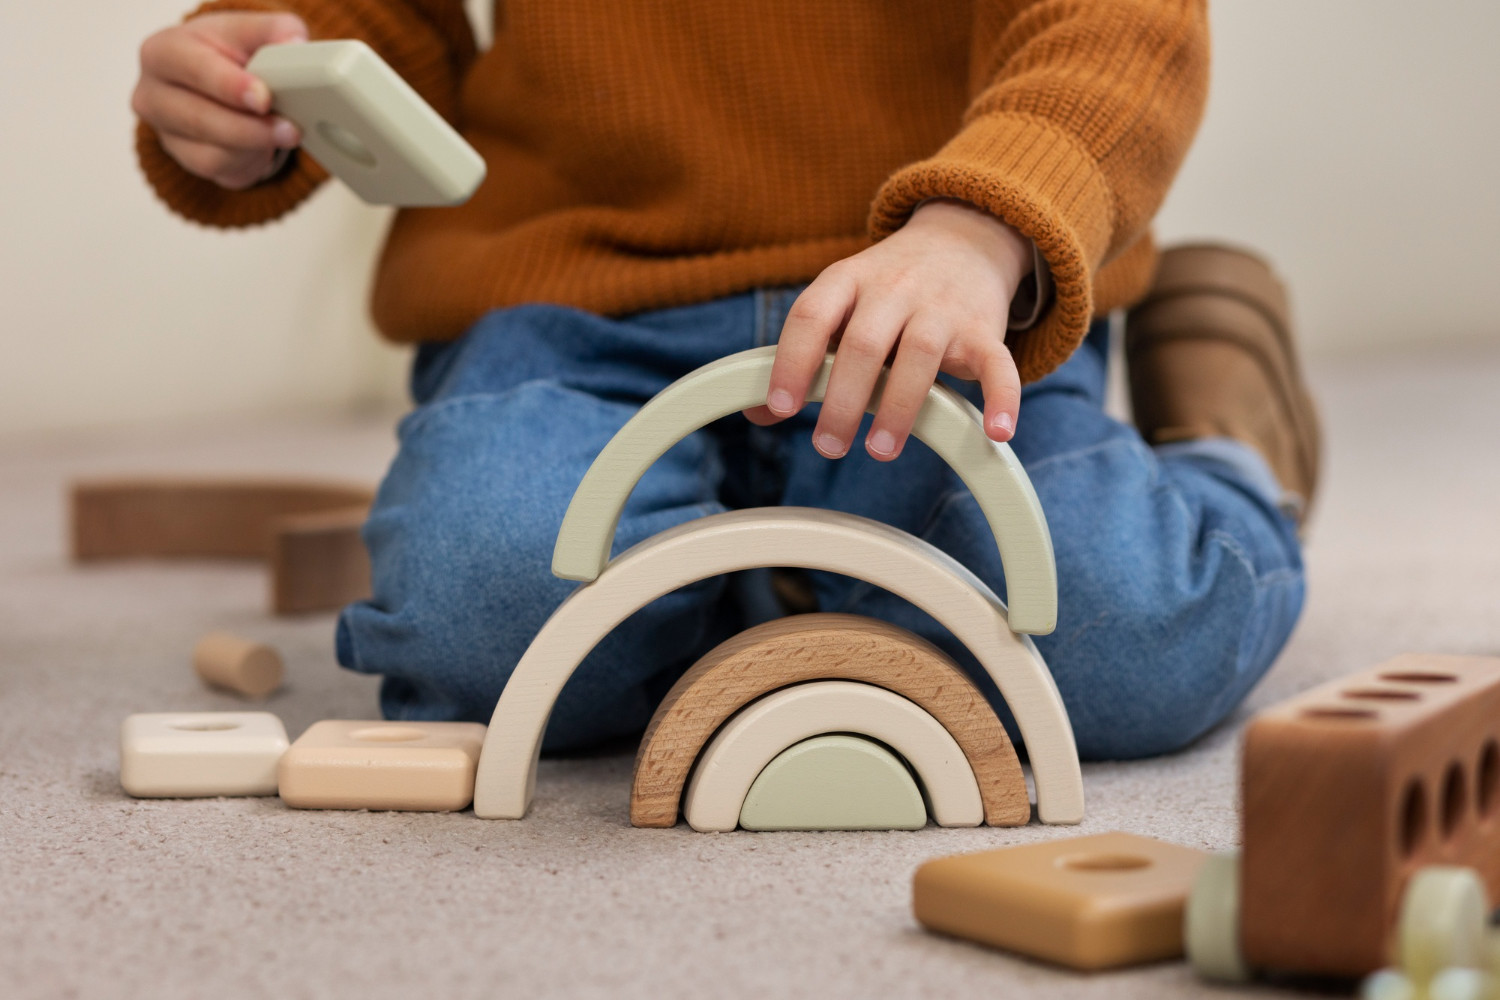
[868,0,1209,383]
[135,0,477,228]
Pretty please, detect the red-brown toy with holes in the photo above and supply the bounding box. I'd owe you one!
[1233,653,1500,977]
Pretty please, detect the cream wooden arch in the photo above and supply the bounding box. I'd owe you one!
[549,345,1057,636]
[682,681,983,832]
[472,507,1083,824]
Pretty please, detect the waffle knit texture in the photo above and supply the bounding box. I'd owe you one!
[135,0,1208,383]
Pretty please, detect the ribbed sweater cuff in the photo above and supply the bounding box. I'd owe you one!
[869,113,1114,384]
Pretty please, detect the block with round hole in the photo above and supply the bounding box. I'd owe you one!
[1236,653,1500,979]
[913,831,1209,970]
[278,720,487,812]
[120,711,289,797]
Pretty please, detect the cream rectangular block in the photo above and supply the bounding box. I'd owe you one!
[120,712,288,797]
[278,720,486,811]
[245,41,486,207]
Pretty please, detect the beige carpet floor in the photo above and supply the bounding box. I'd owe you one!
[3,343,1498,1000]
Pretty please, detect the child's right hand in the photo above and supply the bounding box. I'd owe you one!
[132,12,309,190]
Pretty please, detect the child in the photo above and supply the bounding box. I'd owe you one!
[131,0,1317,758]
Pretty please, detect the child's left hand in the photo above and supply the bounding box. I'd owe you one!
[744,198,1034,461]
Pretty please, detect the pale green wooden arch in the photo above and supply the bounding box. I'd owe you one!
[549,346,1057,636]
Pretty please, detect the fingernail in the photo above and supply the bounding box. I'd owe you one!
[272,119,299,147]
[815,432,846,458]
[768,388,795,416]
[867,429,896,457]
[244,79,271,113]
[990,412,1015,439]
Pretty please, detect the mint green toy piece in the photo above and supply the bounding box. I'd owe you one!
[737,734,927,832]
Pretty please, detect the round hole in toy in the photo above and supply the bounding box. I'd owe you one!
[350,726,426,743]
[1343,688,1420,701]
[1477,741,1499,818]
[316,120,378,168]
[1400,778,1429,859]
[1302,707,1379,721]
[1441,763,1468,841]
[1058,853,1151,873]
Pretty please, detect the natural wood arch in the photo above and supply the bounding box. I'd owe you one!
[681,681,985,831]
[548,345,1057,636]
[471,508,1083,825]
[632,614,1030,827]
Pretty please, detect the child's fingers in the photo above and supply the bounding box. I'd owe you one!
[865,319,946,461]
[157,133,280,190]
[812,296,906,459]
[187,11,309,63]
[764,269,855,420]
[972,338,1022,442]
[140,82,295,152]
[140,24,256,116]
[141,13,306,116]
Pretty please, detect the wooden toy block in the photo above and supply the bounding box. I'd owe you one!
[632,613,1028,828]
[70,478,373,615]
[683,681,980,832]
[120,712,288,798]
[278,720,486,812]
[1191,653,1500,981]
[738,734,928,832]
[269,505,372,615]
[471,507,1081,825]
[548,345,1057,636]
[193,632,283,698]
[913,831,1209,971]
[246,41,485,207]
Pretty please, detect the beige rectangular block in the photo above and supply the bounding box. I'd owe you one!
[913,831,1208,970]
[120,712,288,797]
[278,720,486,812]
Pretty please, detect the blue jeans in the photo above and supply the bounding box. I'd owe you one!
[336,289,1305,760]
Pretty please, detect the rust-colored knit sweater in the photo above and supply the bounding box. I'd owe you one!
[136,0,1208,383]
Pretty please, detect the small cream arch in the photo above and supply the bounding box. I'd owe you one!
[682,681,984,832]
[549,345,1057,636]
[472,507,1083,824]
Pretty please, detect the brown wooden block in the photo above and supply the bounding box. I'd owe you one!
[269,505,371,615]
[1240,653,1500,977]
[70,478,374,615]
[913,831,1208,970]
[630,613,1029,828]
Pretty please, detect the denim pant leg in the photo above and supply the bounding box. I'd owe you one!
[773,317,1307,760]
[336,299,761,751]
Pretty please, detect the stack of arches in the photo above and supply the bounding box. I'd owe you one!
[471,347,1085,830]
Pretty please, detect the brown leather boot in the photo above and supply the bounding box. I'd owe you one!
[1125,243,1322,525]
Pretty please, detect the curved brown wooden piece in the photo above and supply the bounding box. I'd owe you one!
[71,478,374,615]
[631,612,1030,828]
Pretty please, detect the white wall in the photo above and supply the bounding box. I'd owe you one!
[1154,0,1500,351]
[0,0,409,437]
[2,1,1496,436]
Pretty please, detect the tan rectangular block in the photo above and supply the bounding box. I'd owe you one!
[913,831,1208,970]
[278,720,486,812]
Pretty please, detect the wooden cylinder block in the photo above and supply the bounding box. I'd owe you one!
[193,632,284,698]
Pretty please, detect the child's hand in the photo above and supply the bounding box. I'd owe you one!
[132,12,309,190]
[746,199,1033,461]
